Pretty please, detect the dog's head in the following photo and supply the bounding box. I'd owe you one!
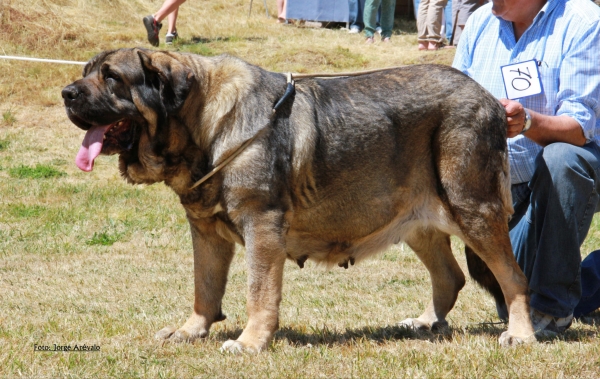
[62,48,196,180]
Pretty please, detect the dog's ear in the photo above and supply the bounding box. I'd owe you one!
[83,50,117,77]
[137,50,195,114]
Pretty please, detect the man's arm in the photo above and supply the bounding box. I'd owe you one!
[503,13,600,147]
[501,99,586,146]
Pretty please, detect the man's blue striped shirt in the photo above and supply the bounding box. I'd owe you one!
[452,0,600,184]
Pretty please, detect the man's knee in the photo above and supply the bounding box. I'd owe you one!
[539,142,599,182]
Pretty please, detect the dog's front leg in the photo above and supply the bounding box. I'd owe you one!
[156,217,235,343]
[221,210,286,354]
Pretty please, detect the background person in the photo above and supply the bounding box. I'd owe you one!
[277,0,287,23]
[414,0,453,42]
[417,0,448,50]
[350,0,381,34]
[453,0,600,334]
[363,0,395,43]
[450,0,487,46]
[143,0,187,46]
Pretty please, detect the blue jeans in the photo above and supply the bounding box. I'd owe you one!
[444,0,452,40]
[349,0,380,31]
[509,142,600,318]
[364,0,395,38]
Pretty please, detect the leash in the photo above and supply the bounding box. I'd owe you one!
[0,55,87,65]
[0,55,401,190]
[189,73,296,190]
[189,67,404,190]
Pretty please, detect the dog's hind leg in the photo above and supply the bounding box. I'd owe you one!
[440,167,534,344]
[156,217,235,343]
[400,228,465,331]
[457,218,535,345]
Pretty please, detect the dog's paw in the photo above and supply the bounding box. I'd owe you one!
[155,326,208,343]
[220,339,258,354]
[399,318,427,330]
[155,326,177,340]
[498,331,536,347]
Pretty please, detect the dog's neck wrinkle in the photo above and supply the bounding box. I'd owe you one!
[187,56,256,165]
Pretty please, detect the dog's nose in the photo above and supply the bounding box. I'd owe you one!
[61,85,80,104]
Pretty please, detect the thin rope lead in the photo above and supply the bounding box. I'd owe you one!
[0,55,87,65]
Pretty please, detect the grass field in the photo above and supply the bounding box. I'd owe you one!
[1,0,600,378]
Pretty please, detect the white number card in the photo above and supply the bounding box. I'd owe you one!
[501,59,543,100]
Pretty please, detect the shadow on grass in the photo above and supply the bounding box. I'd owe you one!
[215,324,455,347]
[577,309,600,326]
[212,314,600,347]
[171,35,268,56]
[215,322,571,347]
[467,316,600,344]
[179,35,267,45]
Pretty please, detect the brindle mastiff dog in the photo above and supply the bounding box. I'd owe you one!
[62,48,535,352]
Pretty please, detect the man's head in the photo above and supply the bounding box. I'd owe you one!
[491,0,547,25]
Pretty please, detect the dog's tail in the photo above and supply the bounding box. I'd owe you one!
[464,154,512,321]
[465,245,508,320]
[499,150,514,217]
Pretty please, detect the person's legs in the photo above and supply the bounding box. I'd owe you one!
[413,0,421,19]
[425,0,448,48]
[348,0,365,32]
[379,0,396,39]
[144,0,186,46]
[443,0,452,41]
[364,0,381,40]
[417,0,430,47]
[277,0,287,22]
[453,0,479,45]
[154,0,187,22]
[509,142,600,322]
[167,7,178,35]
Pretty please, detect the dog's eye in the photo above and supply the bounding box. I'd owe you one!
[105,71,122,83]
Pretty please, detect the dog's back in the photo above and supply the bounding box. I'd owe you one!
[281,65,512,267]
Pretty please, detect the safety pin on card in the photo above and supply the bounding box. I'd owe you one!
[501,59,543,100]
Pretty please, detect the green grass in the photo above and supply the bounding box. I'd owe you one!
[86,231,123,246]
[9,164,66,179]
[8,203,46,218]
[2,109,17,126]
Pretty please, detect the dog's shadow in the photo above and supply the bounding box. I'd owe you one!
[214,324,456,347]
[212,313,600,347]
[176,36,267,46]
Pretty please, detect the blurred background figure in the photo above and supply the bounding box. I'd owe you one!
[143,0,187,46]
[363,0,395,43]
[443,0,453,42]
[414,0,452,41]
[277,0,287,23]
[349,0,381,33]
[416,0,448,50]
[348,0,366,33]
[451,0,487,46]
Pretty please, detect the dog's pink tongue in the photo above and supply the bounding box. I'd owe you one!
[75,124,111,172]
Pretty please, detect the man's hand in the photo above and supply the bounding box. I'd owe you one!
[500,98,527,138]
[499,98,586,146]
